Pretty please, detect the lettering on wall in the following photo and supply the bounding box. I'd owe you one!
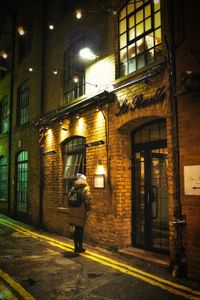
[115,86,166,117]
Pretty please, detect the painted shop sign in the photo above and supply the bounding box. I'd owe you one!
[115,86,166,117]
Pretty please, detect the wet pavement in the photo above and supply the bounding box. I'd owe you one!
[0,214,199,300]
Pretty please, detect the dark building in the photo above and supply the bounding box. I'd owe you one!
[0,0,200,280]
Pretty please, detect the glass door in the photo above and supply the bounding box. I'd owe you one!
[132,120,169,253]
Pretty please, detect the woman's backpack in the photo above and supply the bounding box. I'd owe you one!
[68,188,83,207]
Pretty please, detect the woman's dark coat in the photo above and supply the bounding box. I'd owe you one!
[68,179,91,227]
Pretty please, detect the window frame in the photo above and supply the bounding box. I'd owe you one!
[16,151,29,214]
[0,156,7,201]
[17,80,30,126]
[63,37,86,104]
[118,0,162,77]
[0,96,9,134]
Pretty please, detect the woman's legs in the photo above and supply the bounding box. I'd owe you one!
[74,226,85,252]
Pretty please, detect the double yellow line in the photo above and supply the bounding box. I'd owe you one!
[0,217,200,300]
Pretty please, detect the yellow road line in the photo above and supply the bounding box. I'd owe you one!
[0,281,18,300]
[1,218,200,300]
[0,270,35,300]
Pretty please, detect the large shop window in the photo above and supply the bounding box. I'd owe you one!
[16,151,29,214]
[0,156,7,201]
[17,80,30,126]
[119,0,162,76]
[62,136,86,195]
[0,96,9,134]
[63,38,85,104]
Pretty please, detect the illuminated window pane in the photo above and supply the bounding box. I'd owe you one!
[147,48,155,64]
[136,38,145,54]
[129,15,135,29]
[145,5,151,18]
[120,62,128,76]
[145,35,154,49]
[145,17,151,31]
[136,23,144,37]
[128,44,136,59]
[127,3,134,14]
[154,11,161,28]
[155,28,161,44]
[120,48,127,63]
[129,28,135,41]
[120,7,126,20]
[120,33,127,48]
[120,19,126,34]
[129,58,136,73]
[137,54,145,69]
[154,1,160,12]
[136,0,144,9]
[136,10,144,24]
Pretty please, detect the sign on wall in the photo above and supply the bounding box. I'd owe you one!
[184,165,200,195]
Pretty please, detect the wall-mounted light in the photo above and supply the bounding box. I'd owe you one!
[53,69,58,75]
[17,26,26,36]
[94,174,105,189]
[75,9,82,19]
[79,47,98,61]
[73,74,98,87]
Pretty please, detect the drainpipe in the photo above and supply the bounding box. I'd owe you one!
[7,9,17,214]
[38,0,47,226]
[166,0,186,276]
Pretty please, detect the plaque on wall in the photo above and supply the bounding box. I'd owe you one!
[184,165,200,195]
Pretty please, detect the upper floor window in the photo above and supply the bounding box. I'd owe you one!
[16,151,29,213]
[64,38,85,104]
[17,80,29,126]
[119,0,162,77]
[0,156,7,201]
[0,96,9,134]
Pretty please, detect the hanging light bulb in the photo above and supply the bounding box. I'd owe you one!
[73,74,79,83]
[28,66,33,72]
[49,24,54,30]
[53,69,58,75]
[75,9,82,19]
[17,26,26,36]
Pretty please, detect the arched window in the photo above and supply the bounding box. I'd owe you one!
[0,156,7,201]
[16,151,29,213]
[119,0,162,76]
[62,136,86,195]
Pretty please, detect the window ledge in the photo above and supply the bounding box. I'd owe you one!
[56,207,69,214]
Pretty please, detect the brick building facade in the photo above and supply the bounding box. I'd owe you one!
[0,0,200,280]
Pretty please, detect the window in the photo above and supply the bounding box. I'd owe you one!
[16,151,28,213]
[64,38,85,104]
[17,80,29,126]
[119,0,162,76]
[62,136,86,194]
[0,156,7,201]
[0,96,9,134]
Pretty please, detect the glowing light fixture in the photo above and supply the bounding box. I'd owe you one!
[28,66,33,72]
[153,0,160,4]
[79,47,98,61]
[53,69,58,75]
[73,74,79,83]
[17,26,26,36]
[49,24,54,30]
[0,51,8,59]
[75,9,82,19]
[76,113,80,119]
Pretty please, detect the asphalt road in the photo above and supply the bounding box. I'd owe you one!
[0,214,199,300]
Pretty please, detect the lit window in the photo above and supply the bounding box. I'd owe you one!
[17,80,29,126]
[16,151,29,214]
[62,136,86,195]
[119,0,162,76]
[0,156,7,201]
[0,96,9,134]
[63,38,85,104]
